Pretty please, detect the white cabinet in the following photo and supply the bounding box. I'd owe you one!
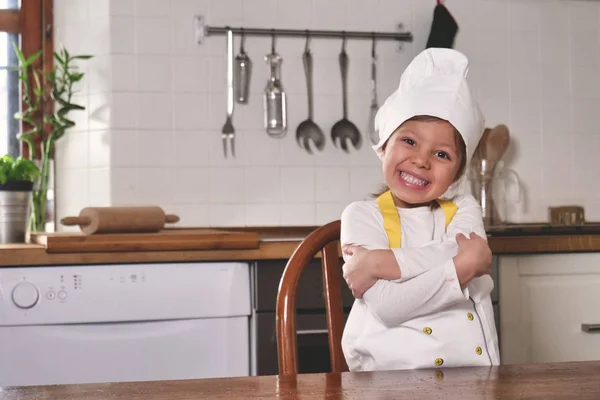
[499,253,600,365]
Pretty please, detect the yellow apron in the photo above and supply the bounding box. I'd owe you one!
[376,190,457,248]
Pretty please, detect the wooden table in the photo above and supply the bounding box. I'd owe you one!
[2,361,600,399]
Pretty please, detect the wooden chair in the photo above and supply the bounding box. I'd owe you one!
[275,220,349,375]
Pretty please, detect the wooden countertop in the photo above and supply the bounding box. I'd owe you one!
[3,360,600,399]
[0,227,600,267]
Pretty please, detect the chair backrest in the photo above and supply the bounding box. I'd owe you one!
[275,220,349,376]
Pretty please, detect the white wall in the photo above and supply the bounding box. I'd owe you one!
[52,0,600,228]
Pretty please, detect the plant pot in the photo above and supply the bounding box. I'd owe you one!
[0,180,33,243]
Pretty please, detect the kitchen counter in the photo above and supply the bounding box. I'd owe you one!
[0,226,599,267]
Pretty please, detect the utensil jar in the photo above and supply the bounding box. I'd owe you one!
[468,159,522,227]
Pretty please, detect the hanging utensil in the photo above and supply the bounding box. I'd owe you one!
[367,35,379,145]
[295,32,325,154]
[221,29,235,158]
[330,35,361,152]
[263,31,287,137]
[234,29,252,104]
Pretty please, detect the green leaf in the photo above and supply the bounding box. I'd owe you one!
[62,103,85,111]
[53,51,64,64]
[2,154,14,165]
[72,55,93,60]
[0,164,8,185]
[60,118,75,128]
[69,72,84,82]
[11,157,40,182]
[25,51,42,66]
[32,70,42,89]
[12,41,27,66]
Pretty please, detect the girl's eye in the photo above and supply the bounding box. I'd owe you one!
[402,138,415,146]
[435,151,451,160]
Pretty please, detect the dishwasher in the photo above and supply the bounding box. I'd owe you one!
[0,262,251,387]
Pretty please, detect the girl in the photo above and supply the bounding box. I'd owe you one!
[339,48,500,372]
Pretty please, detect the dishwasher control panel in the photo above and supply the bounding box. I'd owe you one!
[0,262,251,326]
[10,270,85,310]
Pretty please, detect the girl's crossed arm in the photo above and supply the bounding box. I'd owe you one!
[340,198,491,327]
[388,194,487,281]
[341,195,486,295]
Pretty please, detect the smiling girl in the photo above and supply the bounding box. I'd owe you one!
[339,48,499,372]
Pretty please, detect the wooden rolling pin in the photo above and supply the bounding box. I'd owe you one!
[60,206,180,235]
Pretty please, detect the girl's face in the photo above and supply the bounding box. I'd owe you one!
[381,119,462,208]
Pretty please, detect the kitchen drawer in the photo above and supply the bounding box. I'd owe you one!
[499,253,600,364]
[523,273,600,362]
[253,259,355,312]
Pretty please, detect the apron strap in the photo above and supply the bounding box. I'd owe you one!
[437,199,458,227]
[376,190,457,248]
[377,190,402,248]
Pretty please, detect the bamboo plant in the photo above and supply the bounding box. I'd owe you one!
[12,42,92,232]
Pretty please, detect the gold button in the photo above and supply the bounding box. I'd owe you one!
[467,312,474,321]
[434,358,444,366]
[423,327,432,335]
[476,346,482,355]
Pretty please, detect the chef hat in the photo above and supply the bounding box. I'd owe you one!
[373,48,484,165]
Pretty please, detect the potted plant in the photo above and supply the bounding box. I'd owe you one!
[0,155,40,243]
[12,42,92,233]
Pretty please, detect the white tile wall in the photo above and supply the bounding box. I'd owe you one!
[53,0,600,229]
[53,0,112,224]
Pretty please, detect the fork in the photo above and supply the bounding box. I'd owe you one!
[222,29,235,158]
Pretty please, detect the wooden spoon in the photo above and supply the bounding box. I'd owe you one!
[485,124,510,174]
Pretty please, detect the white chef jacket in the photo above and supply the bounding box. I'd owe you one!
[340,194,500,371]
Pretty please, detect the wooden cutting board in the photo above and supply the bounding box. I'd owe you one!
[29,228,261,254]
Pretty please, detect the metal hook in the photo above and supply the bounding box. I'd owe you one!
[371,33,376,59]
[271,29,276,54]
[304,30,311,53]
[341,31,347,52]
[239,28,246,54]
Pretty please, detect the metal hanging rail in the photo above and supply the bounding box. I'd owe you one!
[194,16,413,44]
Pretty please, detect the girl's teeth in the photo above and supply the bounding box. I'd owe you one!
[401,172,428,186]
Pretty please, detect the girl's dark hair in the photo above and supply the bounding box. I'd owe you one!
[371,115,467,198]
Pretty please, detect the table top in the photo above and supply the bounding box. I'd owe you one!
[2,361,600,399]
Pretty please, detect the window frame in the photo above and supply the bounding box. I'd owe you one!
[0,0,53,159]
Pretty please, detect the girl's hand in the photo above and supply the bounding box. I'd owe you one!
[453,232,492,287]
[341,245,378,299]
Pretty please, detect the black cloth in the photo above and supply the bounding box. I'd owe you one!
[426,2,458,49]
